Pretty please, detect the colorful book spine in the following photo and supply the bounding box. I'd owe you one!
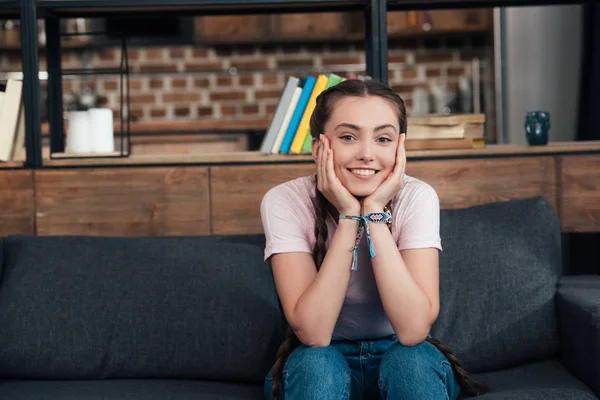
[270,87,302,154]
[289,74,329,154]
[300,73,344,153]
[259,76,300,154]
[278,75,316,154]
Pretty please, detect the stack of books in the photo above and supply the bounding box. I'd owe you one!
[0,79,25,162]
[259,74,486,155]
[404,113,486,151]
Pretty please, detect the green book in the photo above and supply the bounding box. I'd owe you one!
[301,73,344,153]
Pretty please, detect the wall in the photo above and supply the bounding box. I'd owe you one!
[1,31,494,134]
[503,5,583,144]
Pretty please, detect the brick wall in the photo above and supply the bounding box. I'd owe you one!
[0,33,494,132]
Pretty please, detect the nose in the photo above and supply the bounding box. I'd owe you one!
[356,141,375,162]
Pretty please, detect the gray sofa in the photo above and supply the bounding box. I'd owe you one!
[0,197,598,400]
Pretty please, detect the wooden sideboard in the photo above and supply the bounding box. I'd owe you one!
[1,144,599,237]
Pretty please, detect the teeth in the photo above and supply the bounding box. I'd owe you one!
[351,169,376,176]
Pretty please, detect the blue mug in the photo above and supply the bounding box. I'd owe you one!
[524,111,550,146]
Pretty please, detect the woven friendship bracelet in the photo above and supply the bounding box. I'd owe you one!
[339,211,393,271]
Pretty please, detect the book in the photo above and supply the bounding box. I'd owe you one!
[259,76,300,154]
[289,74,329,154]
[300,73,344,154]
[278,75,316,154]
[0,79,23,162]
[270,86,303,154]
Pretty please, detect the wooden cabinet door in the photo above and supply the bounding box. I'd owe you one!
[195,15,268,43]
[421,9,490,32]
[273,13,345,40]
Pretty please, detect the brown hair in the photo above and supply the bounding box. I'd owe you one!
[270,79,489,399]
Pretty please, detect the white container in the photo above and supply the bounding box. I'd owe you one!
[88,108,114,153]
[66,110,91,153]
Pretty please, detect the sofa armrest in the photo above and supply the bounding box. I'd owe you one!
[557,275,600,396]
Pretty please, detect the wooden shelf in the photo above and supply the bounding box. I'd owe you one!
[41,141,600,167]
[0,160,25,169]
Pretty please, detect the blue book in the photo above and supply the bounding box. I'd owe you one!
[279,75,316,154]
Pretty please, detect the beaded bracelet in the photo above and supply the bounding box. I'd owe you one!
[339,210,393,271]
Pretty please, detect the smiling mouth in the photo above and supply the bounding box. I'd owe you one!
[347,168,379,178]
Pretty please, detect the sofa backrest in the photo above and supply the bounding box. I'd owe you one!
[0,234,282,383]
[431,197,561,373]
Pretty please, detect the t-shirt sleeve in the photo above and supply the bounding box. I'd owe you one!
[260,185,313,262]
[396,184,442,252]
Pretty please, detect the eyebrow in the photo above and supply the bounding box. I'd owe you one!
[334,123,397,133]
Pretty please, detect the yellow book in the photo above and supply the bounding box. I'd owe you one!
[289,74,329,154]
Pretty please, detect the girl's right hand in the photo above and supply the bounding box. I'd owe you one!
[316,135,361,216]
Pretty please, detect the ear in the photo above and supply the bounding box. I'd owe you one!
[311,135,321,163]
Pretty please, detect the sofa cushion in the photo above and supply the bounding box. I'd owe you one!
[0,235,283,382]
[0,379,263,400]
[430,197,561,373]
[472,359,597,399]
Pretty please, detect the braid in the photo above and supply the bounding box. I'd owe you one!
[425,337,490,396]
[271,174,329,400]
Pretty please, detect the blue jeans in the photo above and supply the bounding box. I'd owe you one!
[264,335,461,400]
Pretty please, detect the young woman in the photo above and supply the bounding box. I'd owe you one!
[260,79,488,400]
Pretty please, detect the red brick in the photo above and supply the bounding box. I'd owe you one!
[194,78,210,88]
[150,108,166,118]
[265,103,278,114]
[261,73,278,85]
[448,66,466,76]
[230,59,269,70]
[221,105,237,116]
[210,92,246,101]
[402,68,418,79]
[277,58,313,68]
[388,54,406,63]
[217,76,233,86]
[163,93,201,103]
[129,78,143,90]
[103,80,118,91]
[169,48,186,59]
[415,53,455,63]
[192,47,209,58]
[391,83,426,93]
[99,49,116,61]
[242,104,259,114]
[321,55,361,66]
[129,108,144,120]
[129,94,156,104]
[426,67,442,77]
[171,78,188,89]
[174,106,190,117]
[139,64,178,73]
[239,74,254,86]
[127,49,140,60]
[197,106,213,117]
[145,49,164,61]
[255,90,282,100]
[186,61,223,71]
[149,79,164,89]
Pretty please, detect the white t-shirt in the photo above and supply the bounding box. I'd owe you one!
[260,174,442,340]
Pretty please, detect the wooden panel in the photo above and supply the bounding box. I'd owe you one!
[35,167,210,236]
[406,156,558,211]
[211,164,316,235]
[0,170,34,235]
[276,13,344,38]
[561,154,600,232]
[195,15,268,42]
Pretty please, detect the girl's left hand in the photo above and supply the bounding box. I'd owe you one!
[362,133,406,214]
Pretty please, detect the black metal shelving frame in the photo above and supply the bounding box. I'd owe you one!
[12,0,586,169]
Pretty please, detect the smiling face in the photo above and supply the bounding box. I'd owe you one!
[316,95,401,198]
